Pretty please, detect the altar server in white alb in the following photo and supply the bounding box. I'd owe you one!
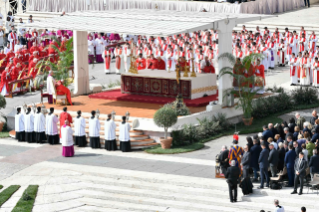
[24,107,34,143]
[312,57,319,87]
[88,35,95,64]
[8,30,18,51]
[95,33,105,63]
[122,42,131,73]
[300,53,311,86]
[114,44,124,74]
[119,116,131,152]
[15,107,25,142]
[34,107,46,143]
[61,120,75,157]
[277,39,286,67]
[289,53,299,85]
[46,108,60,145]
[74,110,86,147]
[46,71,56,104]
[89,110,101,149]
[104,114,117,151]
[103,46,113,74]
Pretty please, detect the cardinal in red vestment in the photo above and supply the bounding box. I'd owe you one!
[157,57,166,70]
[55,80,73,106]
[0,50,7,68]
[146,54,158,70]
[0,68,10,95]
[22,46,30,62]
[6,50,15,61]
[30,43,40,57]
[59,106,73,138]
[28,58,39,79]
[136,54,146,71]
[200,56,215,73]
[254,59,266,87]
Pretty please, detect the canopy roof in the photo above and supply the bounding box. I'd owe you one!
[23,9,273,37]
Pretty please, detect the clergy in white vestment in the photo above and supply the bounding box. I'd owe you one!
[46,108,60,145]
[165,46,175,72]
[267,38,276,69]
[74,110,87,147]
[300,54,311,86]
[14,40,23,53]
[15,107,25,142]
[260,42,269,71]
[289,53,299,86]
[95,33,105,63]
[61,120,75,157]
[119,116,131,152]
[46,71,56,104]
[104,114,117,151]
[114,44,124,74]
[25,107,35,143]
[8,30,18,51]
[102,47,113,74]
[277,39,286,67]
[89,110,101,149]
[122,42,131,73]
[34,106,46,143]
[312,57,319,87]
[88,35,95,64]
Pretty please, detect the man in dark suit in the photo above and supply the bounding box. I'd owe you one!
[285,129,293,143]
[262,125,273,142]
[268,143,279,177]
[250,139,262,182]
[310,110,318,125]
[278,142,286,171]
[225,160,240,203]
[294,141,302,157]
[241,144,251,179]
[218,145,229,175]
[309,149,319,180]
[285,144,297,187]
[268,123,277,139]
[258,142,270,189]
[291,152,308,195]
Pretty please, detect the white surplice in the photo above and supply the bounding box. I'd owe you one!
[45,114,59,135]
[15,113,25,132]
[289,57,298,84]
[61,126,74,147]
[34,113,46,132]
[122,46,131,73]
[89,117,100,137]
[300,58,311,86]
[95,38,105,55]
[74,117,86,136]
[312,62,319,87]
[104,119,116,140]
[88,40,95,56]
[46,75,56,96]
[119,122,131,142]
[25,113,34,132]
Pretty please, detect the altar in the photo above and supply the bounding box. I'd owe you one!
[121,70,217,100]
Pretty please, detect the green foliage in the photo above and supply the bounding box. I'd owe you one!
[0,185,20,207]
[12,185,38,212]
[182,124,200,144]
[0,95,6,109]
[33,74,47,90]
[290,86,319,105]
[165,102,190,116]
[36,37,74,87]
[0,185,3,190]
[153,105,178,139]
[144,143,204,154]
[218,52,265,118]
[0,132,9,138]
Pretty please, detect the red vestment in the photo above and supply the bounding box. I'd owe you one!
[28,61,38,79]
[0,54,7,68]
[6,52,15,61]
[59,111,73,138]
[22,49,30,62]
[146,58,158,69]
[0,71,10,93]
[157,59,166,70]
[56,81,73,106]
[29,55,39,63]
[254,65,266,86]
[202,65,215,73]
[30,46,40,56]
[13,57,22,66]
[136,58,146,70]
[39,46,48,57]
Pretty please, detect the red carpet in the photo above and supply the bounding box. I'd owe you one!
[89,89,218,107]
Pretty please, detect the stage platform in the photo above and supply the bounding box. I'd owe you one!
[121,69,217,100]
[43,95,207,119]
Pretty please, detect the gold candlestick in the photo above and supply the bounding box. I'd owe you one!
[191,58,196,77]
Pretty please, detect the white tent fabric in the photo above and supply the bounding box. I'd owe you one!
[28,0,305,14]
[23,9,273,37]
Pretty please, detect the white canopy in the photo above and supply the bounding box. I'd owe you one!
[23,9,273,37]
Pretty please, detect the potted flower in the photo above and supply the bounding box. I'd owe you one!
[218,52,265,126]
[0,94,6,132]
[153,105,178,149]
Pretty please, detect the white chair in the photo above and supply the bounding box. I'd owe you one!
[307,173,319,195]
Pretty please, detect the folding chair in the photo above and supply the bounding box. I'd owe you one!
[307,174,319,195]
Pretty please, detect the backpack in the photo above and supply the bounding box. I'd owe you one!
[270,182,282,190]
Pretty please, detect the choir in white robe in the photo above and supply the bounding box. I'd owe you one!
[15,112,25,141]
[46,75,56,103]
[122,46,131,73]
[95,38,105,63]
[89,117,101,148]
[114,48,124,74]
[104,119,117,151]
[8,32,18,51]
[34,112,46,143]
[24,112,34,143]
[312,61,319,87]
[46,113,60,144]
[165,49,175,71]
[289,57,298,85]
[119,122,131,152]
[277,43,286,66]
[74,116,86,147]
[102,49,113,74]
[88,40,95,59]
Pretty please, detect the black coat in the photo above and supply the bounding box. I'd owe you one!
[295,146,302,158]
[278,147,286,167]
[288,123,296,134]
[268,148,279,167]
[285,132,293,141]
[225,166,240,185]
[309,155,319,173]
[250,144,262,168]
[310,115,318,125]
[270,128,278,138]
[293,132,299,141]
[218,150,229,168]
[258,148,269,169]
